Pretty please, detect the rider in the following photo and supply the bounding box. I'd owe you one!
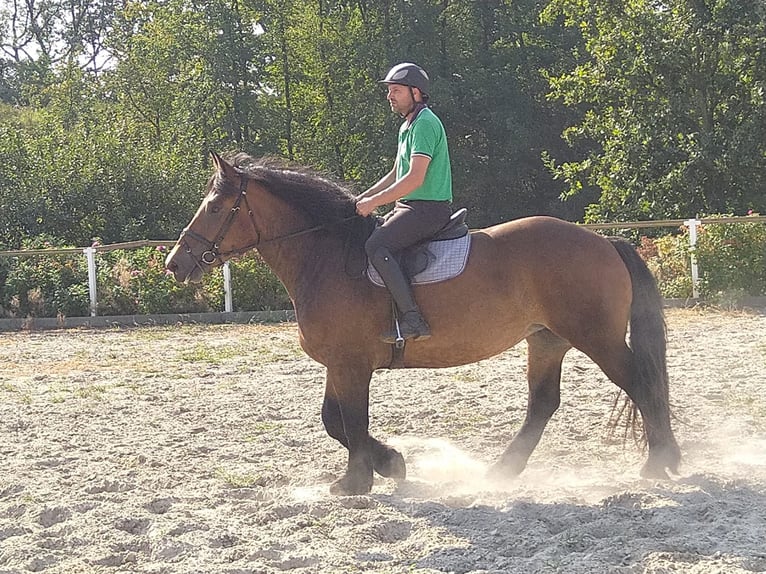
[356,62,453,343]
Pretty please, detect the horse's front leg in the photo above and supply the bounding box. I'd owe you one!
[321,364,405,495]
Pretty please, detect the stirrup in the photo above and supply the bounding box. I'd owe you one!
[393,320,405,350]
[381,312,431,344]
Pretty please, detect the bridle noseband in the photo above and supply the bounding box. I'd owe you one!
[178,172,360,273]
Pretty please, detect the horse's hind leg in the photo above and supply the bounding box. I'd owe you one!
[581,339,680,478]
[490,328,571,479]
[321,364,406,495]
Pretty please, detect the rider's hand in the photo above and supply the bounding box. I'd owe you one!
[355,197,377,217]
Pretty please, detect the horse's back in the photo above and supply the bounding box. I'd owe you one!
[481,215,610,252]
[476,216,630,288]
[438,215,633,341]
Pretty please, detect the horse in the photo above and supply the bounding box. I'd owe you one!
[165,151,681,495]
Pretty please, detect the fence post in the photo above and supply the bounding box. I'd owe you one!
[83,246,98,316]
[684,218,701,299]
[223,261,233,313]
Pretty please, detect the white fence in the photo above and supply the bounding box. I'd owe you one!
[0,240,235,317]
[581,215,765,299]
[1,215,765,316]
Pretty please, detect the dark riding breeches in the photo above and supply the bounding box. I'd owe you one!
[364,200,452,260]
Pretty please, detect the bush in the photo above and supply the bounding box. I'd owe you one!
[636,214,766,300]
[694,214,766,299]
[230,252,292,311]
[96,246,223,316]
[1,237,90,318]
[637,233,694,298]
[3,215,760,318]
[0,239,291,318]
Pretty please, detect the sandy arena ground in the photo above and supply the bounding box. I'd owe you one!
[1,308,765,574]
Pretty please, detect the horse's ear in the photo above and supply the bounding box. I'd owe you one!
[210,150,225,172]
[210,150,240,180]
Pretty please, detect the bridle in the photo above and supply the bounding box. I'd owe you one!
[178,173,258,270]
[178,172,359,272]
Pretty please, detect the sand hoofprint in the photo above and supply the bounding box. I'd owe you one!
[1,308,765,573]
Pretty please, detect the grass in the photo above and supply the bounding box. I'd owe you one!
[0,381,18,393]
[214,467,264,488]
[247,421,283,436]
[180,343,240,364]
[442,411,491,438]
[0,381,32,404]
[73,384,108,400]
[175,343,302,366]
[2,324,308,408]
[727,392,766,431]
[450,369,483,384]
[43,380,111,403]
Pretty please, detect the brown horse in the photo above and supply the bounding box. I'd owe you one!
[165,151,681,495]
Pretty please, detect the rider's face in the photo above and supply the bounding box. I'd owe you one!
[386,84,415,115]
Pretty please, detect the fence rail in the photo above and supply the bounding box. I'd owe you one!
[584,216,765,298]
[580,215,766,229]
[0,240,168,257]
[1,215,765,316]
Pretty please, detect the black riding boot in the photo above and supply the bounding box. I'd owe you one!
[370,247,431,343]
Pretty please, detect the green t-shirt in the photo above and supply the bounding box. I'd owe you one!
[396,107,453,202]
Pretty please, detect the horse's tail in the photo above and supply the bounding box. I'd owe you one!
[607,237,670,444]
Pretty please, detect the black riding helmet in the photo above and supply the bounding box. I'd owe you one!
[380,62,430,101]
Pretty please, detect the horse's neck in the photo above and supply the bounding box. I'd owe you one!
[251,202,313,298]
[257,233,346,303]
[250,190,354,306]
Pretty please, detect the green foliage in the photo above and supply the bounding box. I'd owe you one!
[2,218,763,318]
[0,243,291,318]
[1,237,90,318]
[637,233,694,298]
[694,215,766,299]
[1,0,764,250]
[230,252,292,312]
[95,246,222,316]
[0,97,206,248]
[0,0,587,248]
[544,0,766,221]
[635,215,766,300]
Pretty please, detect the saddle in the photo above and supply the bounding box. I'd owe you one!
[367,208,471,287]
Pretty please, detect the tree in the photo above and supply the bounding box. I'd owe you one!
[260,0,394,183]
[0,0,117,103]
[430,0,588,224]
[543,0,766,221]
[3,0,763,251]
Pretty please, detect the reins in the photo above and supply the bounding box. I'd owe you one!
[179,173,361,269]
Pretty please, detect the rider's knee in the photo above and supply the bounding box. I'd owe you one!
[367,245,395,268]
[365,234,389,260]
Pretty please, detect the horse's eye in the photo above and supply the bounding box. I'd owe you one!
[210,203,222,214]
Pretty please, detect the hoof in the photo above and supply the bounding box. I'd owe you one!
[487,455,527,481]
[329,474,373,496]
[641,443,681,479]
[373,449,406,480]
[640,462,670,480]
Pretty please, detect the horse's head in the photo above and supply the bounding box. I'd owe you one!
[165,151,259,283]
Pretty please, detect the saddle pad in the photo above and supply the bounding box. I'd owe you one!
[367,233,471,287]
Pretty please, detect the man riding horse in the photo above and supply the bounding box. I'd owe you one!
[355,63,453,343]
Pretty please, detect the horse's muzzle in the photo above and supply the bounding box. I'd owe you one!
[165,245,206,284]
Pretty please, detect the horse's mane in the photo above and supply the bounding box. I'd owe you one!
[221,153,364,232]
